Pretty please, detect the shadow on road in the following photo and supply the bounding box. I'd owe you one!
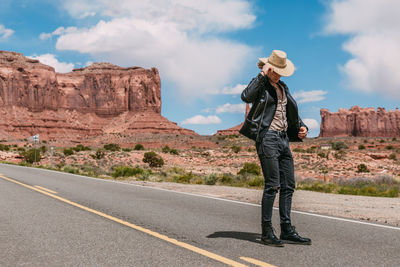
[207,231,262,244]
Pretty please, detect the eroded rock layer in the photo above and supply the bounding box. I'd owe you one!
[0,51,196,141]
[320,106,400,137]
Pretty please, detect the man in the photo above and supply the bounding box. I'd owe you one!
[239,50,311,247]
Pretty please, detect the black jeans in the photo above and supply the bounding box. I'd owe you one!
[256,130,295,225]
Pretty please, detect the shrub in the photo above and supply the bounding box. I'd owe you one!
[40,145,47,154]
[55,162,65,169]
[193,177,204,184]
[143,151,164,167]
[169,148,179,155]
[217,135,227,140]
[80,165,104,177]
[162,145,179,155]
[238,162,261,176]
[63,148,74,156]
[63,165,79,174]
[317,152,327,158]
[334,150,346,160]
[91,149,106,159]
[380,139,385,143]
[357,164,370,173]
[231,145,241,153]
[17,147,26,152]
[0,144,10,151]
[298,176,399,197]
[331,141,348,150]
[134,144,145,150]
[204,174,218,185]
[137,170,152,181]
[385,145,393,150]
[162,145,171,153]
[389,153,397,160]
[73,144,91,152]
[122,148,132,152]
[338,185,399,197]
[292,147,306,153]
[201,151,211,157]
[392,137,397,141]
[306,147,316,153]
[297,180,335,193]
[103,143,120,151]
[174,171,194,183]
[358,144,366,150]
[247,176,264,187]
[20,148,41,163]
[219,173,234,184]
[112,166,144,178]
[169,166,186,175]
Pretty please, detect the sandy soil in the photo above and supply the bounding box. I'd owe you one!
[124,180,400,227]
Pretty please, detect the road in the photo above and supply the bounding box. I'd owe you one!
[1,163,399,266]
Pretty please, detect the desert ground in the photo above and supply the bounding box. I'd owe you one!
[1,134,399,226]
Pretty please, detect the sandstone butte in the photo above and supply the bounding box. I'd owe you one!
[0,51,197,142]
[217,104,400,138]
[320,106,400,137]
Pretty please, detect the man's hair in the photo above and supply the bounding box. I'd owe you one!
[257,60,265,69]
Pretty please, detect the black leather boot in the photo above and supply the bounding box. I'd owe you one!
[280,223,311,245]
[261,223,284,247]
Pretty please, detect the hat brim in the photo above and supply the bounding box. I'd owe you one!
[258,57,295,77]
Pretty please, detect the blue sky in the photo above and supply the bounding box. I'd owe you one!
[1,0,399,137]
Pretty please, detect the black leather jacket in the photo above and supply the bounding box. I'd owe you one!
[239,73,308,142]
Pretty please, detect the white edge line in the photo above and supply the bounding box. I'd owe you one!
[2,163,400,231]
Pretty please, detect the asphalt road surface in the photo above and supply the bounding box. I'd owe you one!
[1,163,399,267]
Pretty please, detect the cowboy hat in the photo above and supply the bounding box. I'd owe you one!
[258,50,295,77]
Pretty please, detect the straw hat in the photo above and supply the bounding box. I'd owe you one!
[258,50,295,77]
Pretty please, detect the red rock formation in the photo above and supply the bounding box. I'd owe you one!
[215,104,250,136]
[320,106,400,137]
[0,50,197,142]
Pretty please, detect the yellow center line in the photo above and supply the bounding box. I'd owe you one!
[240,257,277,267]
[34,185,57,194]
[0,175,251,267]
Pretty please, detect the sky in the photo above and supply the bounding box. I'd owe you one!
[1,0,399,137]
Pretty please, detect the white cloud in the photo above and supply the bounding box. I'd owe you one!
[216,103,246,114]
[80,11,96,19]
[201,107,213,113]
[181,115,221,125]
[39,26,78,40]
[61,0,255,33]
[51,0,256,98]
[0,24,14,39]
[220,84,247,95]
[27,54,75,73]
[302,118,319,130]
[324,0,400,99]
[292,90,327,104]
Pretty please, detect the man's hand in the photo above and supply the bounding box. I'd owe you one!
[298,126,308,139]
[261,63,273,76]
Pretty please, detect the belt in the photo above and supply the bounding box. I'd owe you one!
[267,129,287,137]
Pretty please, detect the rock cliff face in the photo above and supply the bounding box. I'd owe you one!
[0,51,196,141]
[320,106,400,137]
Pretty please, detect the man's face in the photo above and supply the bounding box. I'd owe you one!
[267,69,281,83]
